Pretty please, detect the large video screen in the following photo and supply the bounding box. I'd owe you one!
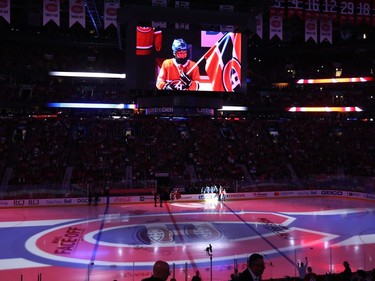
[134,27,243,93]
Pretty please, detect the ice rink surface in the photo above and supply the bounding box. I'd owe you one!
[0,196,374,281]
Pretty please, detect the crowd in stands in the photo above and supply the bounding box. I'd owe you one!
[0,114,374,197]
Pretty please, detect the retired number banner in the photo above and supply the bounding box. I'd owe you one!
[356,0,372,25]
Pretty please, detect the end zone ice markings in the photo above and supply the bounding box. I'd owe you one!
[23,211,338,268]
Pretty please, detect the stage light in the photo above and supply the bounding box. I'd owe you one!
[287,106,363,112]
[296,77,373,84]
[219,106,248,111]
[49,71,126,79]
[48,103,136,109]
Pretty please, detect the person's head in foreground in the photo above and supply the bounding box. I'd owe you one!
[153,260,171,281]
[248,253,266,277]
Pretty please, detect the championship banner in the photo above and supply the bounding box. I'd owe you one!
[320,19,332,43]
[355,0,371,25]
[104,0,119,29]
[203,32,242,92]
[304,0,321,20]
[43,0,60,26]
[287,0,303,19]
[305,17,317,43]
[269,0,285,40]
[69,0,85,28]
[338,0,355,24]
[256,14,263,39]
[270,15,283,40]
[0,0,10,24]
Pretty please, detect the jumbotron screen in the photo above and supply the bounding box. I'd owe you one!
[134,27,243,93]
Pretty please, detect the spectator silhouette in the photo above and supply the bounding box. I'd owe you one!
[142,260,171,281]
[239,253,265,281]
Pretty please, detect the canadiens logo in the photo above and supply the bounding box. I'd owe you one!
[166,80,189,91]
[222,58,241,92]
[184,223,221,240]
[106,7,117,16]
[71,5,83,14]
[45,3,58,12]
[137,226,174,244]
[133,223,221,245]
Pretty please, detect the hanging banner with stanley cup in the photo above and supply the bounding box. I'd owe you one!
[43,0,60,26]
[305,17,317,43]
[104,0,120,29]
[69,0,85,28]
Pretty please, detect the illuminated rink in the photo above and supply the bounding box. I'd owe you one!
[0,197,375,281]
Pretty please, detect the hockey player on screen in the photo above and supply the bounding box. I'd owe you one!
[156,38,200,91]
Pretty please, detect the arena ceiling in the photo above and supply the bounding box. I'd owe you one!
[3,0,375,56]
[4,0,272,37]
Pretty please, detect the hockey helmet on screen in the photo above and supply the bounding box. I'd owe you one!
[172,38,189,64]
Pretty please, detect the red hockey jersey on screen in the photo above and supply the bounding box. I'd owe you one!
[156,58,200,91]
[136,26,162,56]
